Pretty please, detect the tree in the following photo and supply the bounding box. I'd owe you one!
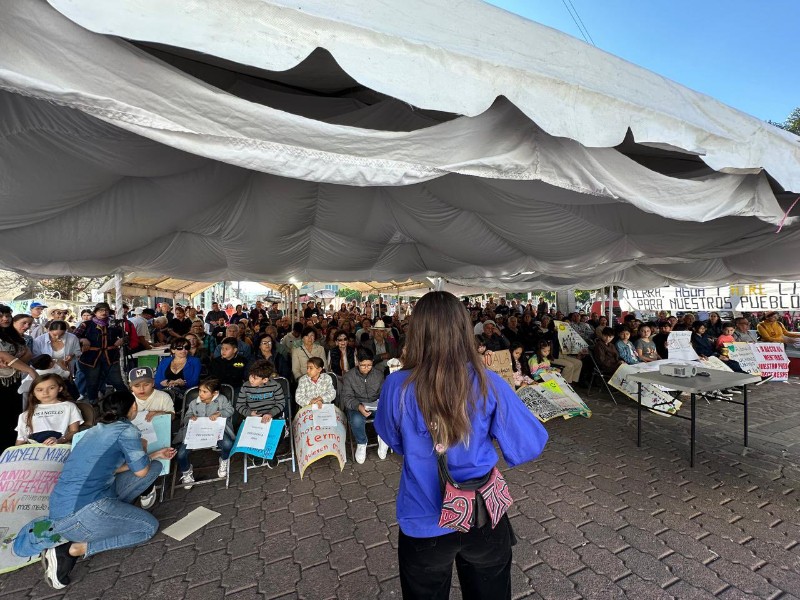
[336,287,363,302]
[1,273,111,301]
[769,106,800,136]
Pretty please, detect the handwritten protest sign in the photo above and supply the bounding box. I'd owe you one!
[753,343,790,381]
[292,405,347,478]
[131,411,158,445]
[665,331,700,362]
[232,417,285,460]
[184,417,227,449]
[485,349,515,388]
[517,373,590,422]
[609,363,682,415]
[556,322,589,355]
[0,445,70,574]
[620,284,800,313]
[725,343,761,376]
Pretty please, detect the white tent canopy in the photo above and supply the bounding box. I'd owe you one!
[1,0,799,288]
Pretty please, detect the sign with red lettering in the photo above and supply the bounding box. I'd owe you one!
[0,444,71,574]
[292,405,347,478]
[752,343,790,381]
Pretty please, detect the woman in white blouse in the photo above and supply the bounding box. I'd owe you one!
[32,320,81,373]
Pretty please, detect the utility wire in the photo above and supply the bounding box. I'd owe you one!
[560,0,595,46]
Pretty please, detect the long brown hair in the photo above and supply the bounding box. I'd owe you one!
[402,292,490,449]
[26,373,72,430]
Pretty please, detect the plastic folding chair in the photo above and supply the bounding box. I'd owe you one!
[586,353,618,404]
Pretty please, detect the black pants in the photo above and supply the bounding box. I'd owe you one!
[398,514,514,600]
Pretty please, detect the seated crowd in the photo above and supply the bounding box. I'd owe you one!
[0,296,795,588]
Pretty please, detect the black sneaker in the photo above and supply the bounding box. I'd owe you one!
[42,543,77,589]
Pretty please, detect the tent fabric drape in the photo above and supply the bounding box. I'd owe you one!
[0,0,798,289]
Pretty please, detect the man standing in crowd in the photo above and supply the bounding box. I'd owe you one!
[129,308,153,350]
[74,302,127,403]
[205,301,227,326]
[268,302,283,322]
[496,297,510,317]
[537,296,549,318]
[28,301,48,338]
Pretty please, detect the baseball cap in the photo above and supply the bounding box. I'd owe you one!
[30,302,47,309]
[128,367,154,384]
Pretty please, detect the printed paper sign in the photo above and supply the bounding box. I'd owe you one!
[0,445,71,574]
[609,363,682,415]
[232,417,285,460]
[485,349,515,388]
[184,417,227,450]
[665,331,700,362]
[752,343,790,381]
[292,405,347,478]
[725,343,761,376]
[312,404,337,428]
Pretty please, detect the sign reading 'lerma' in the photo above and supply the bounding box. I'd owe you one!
[620,284,800,312]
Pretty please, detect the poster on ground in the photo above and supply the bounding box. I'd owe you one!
[556,322,589,355]
[516,373,591,422]
[609,363,682,415]
[0,444,71,574]
[292,405,347,478]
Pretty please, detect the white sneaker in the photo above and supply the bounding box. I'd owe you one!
[355,444,367,464]
[180,469,195,490]
[140,486,157,510]
[377,437,389,460]
[217,458,229,478]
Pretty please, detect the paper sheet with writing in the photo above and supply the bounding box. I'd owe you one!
[131,411,158,445]
[231,417,285,460]
[184,417,227,449]
[609,362,682,415]
[293,405,347,478]
[725,343,761,376]
[665,331,700,361]
[516,372,590,422]
[312,403,337,427]
[752,343,790,381]
[556,322,588,355]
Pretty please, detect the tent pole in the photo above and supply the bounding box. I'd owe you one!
[114,273,123,318]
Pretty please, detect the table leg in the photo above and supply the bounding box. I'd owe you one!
[637,382,642,447]
[743,384,748,447]
[690,393,696,468]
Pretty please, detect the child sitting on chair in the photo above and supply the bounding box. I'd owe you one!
[128,367,175,421]
[295,357,336,408]
[16,374,82,445]
[174,378,235,488]
[236,360,286,423]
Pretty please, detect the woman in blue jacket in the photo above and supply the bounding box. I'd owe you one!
[154,337,202,403]
[375,292,549,600]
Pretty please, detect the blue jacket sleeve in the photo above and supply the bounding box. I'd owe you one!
[153,357,171,390]
[374,372,404,455]
[488,373,548,468]
[184,357,201,388]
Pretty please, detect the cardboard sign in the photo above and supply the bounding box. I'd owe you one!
[292,405,347,478]
[753,343,790,381]
[725,343,761,376]
[516,373,590,422]
[485,349,515,388]
[556,322,588,355]
[609,363,682,415]
[665,331,700,362]
[0,445,71,574]
[231,417,285,460]
[184,417,227,450]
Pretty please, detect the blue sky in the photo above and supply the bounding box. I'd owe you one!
[487,0,799,124]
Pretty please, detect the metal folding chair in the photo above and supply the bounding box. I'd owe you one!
[169,385,231,498]
[586,353,618,404]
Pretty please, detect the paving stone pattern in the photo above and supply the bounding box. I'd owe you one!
[3,379,800,599]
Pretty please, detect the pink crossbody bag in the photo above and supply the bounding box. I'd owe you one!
[436,451,513,533]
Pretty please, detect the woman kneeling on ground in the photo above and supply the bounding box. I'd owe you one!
[41,390,176,589]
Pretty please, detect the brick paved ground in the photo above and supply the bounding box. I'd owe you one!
[3,378,800,599]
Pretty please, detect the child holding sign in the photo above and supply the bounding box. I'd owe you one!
[295,357,336,408]
[15,374,82,445]
[236,360,286,467]
[174,378,235,488]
